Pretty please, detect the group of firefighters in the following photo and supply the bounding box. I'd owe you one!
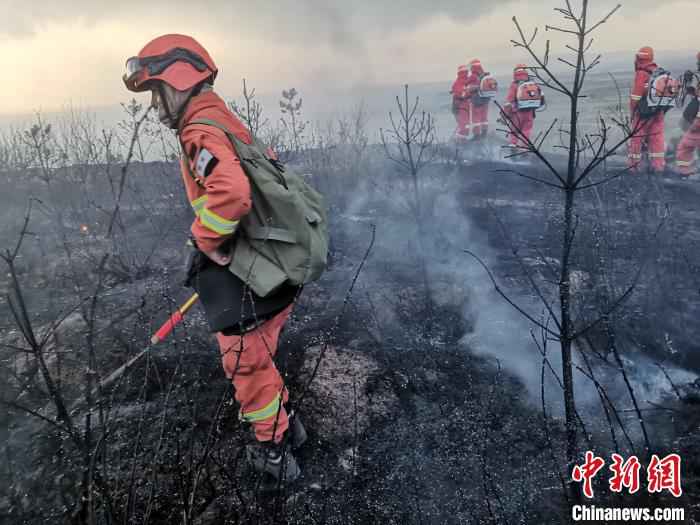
[451,48,700,177]
[451,59,542,150]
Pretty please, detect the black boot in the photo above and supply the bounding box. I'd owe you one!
[246,439,301,483]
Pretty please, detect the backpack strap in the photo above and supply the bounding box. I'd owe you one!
[188,117,236,138]
[188,118,265,158]
[186,117,288,184]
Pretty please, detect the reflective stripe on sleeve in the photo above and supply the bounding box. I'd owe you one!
[191,195,208,216]
[241,393,282,422]
[199,207,239,235]
[630,95,642,101]
[649,152,665,158]
[677,160,693,167]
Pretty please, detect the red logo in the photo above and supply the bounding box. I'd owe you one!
[647,454,682,498]
[572,452,683,499]
[609,454,642,494]
[572,451,606,498]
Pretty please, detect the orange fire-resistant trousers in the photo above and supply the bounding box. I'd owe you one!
[628,113,666,172]
[471,102,489,138]
[454,103,472,142]
[216,304,293,443]
[675,121,700,175]
[507,110,535,148]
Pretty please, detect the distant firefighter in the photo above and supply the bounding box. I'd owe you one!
[501,64,544,150]
[628,46,679,173]
[466,59,498,139]
[675,51,700,177]
[451,64,471,142]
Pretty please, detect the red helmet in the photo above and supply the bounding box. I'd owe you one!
[635,46,654,68]
[513,63,529,81]
[457,64,468,74]
[124,34,218,93]
[469,58,484,75]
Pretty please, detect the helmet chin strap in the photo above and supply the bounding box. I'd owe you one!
[175,83,213,133]
[157,82,203,129]
[157,83,177,128]
[156,80,213,131]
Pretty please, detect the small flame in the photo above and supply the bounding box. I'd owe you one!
[80,224,89,233]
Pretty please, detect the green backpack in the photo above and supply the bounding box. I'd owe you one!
[187,118,329,298]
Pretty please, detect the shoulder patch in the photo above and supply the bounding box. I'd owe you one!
[195,148,217,178]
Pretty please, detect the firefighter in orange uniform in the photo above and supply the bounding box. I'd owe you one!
[451,65,471,142]
[675,51,700,177]
[123,34,304,483]
[628,46,666,173]
[466,59,489,139]
[502,64,537,149]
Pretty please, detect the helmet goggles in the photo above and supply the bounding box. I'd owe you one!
[123,47,210,91]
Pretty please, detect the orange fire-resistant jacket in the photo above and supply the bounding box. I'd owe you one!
[178,91,253,253]
[451,70,470,109]
[465,62,485,97]
[630,61,658,115]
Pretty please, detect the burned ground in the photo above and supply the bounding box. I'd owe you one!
[1,146,700,524]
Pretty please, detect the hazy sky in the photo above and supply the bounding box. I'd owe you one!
[0,0,697,115]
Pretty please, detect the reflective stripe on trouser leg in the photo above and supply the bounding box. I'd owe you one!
[628,153,642,169]
[676,129,700,174]
[216,304,293,442]
[242,392,282,422]
[456,106,471,138]
[628,115,647,168]
[472,105,489,137]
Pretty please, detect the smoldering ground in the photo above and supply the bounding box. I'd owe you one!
[341,149,697,430]
[2,69,700,522]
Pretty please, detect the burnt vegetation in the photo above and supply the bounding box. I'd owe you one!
[1,2,700,524]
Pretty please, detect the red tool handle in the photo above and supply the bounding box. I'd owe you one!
[151,293,199,344]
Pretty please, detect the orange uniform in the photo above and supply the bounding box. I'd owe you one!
[451,66,471,141]
[503,65,535,148]
[179,91,253,252]
[124,34,301,478]
[675,53,700,176]
[179,90,290,443]
[675,104,700,176]
[628,47,666,173]
[466,60,489,138]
